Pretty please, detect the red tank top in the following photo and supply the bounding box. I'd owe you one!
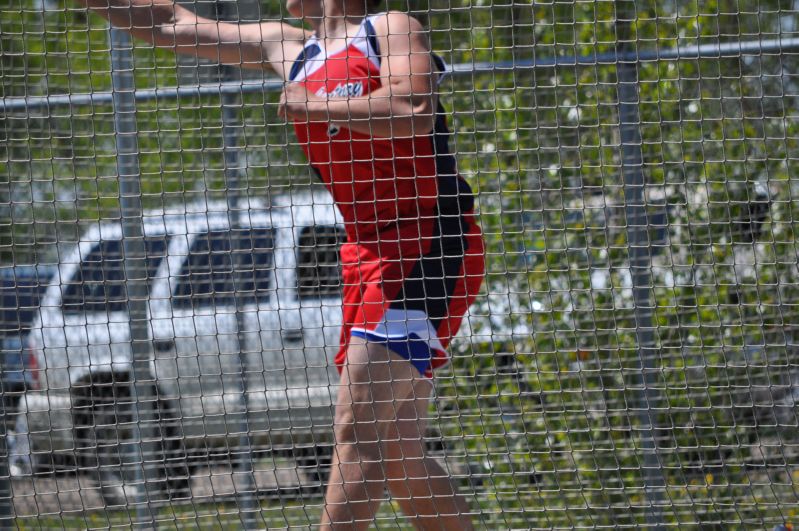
[289,15,459,247]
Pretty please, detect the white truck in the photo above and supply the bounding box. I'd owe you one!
[23,190,346,502]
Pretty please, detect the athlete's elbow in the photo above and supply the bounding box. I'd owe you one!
[409,116,434,136]
[385,116,433,138]
[403,100,435,135]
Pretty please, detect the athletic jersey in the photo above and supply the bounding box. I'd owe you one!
[288,13,472,249]
[288,14,485,377]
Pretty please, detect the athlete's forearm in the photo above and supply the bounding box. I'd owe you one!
[310,85,435,138]
[76,0,298,73]
[78,0,185,46]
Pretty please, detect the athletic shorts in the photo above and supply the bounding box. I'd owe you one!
[336,211,485,377]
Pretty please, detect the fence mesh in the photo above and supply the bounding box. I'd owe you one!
[2,0,799,528]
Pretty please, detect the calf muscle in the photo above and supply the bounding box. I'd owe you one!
[383,385,474,530]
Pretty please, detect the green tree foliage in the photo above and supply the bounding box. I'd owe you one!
[2,0,799,526]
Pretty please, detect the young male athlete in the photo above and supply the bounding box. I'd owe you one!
[79,0,485,527]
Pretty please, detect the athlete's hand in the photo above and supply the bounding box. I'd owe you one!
[278,83,329,122]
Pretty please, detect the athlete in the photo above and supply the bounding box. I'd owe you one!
[79,0,485,527]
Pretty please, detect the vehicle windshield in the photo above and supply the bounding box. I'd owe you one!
[172,228,275,308]
[62,237,169,313]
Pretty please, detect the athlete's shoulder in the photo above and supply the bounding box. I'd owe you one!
[368,11,427,41]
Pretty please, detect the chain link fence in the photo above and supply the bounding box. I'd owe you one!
[2,0,799,528]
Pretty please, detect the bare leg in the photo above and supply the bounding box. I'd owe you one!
[320,337,418,530]
[384,380,474,531]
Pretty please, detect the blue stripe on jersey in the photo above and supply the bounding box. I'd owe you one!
[289,43,322,82]
[364,19,380,59]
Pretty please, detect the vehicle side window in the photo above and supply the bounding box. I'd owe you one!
[173,228,274,309]
[62,237,169,313]
[296,225,346,299]
[235,229,275,301]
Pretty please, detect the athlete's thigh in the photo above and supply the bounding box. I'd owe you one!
[336,337,421,423]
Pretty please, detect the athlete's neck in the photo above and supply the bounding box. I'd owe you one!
[306,0,368,42]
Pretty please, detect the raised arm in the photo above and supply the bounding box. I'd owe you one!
[79,0,307,78]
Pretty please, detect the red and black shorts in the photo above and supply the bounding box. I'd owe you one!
[336,210,485,377]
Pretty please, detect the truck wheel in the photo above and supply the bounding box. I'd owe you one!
[73,377,191,506]
[74,381,136,506]
[296,444,333,491]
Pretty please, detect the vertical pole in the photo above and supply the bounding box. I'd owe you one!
[615,1,666,528]
[109,27,157,529]
[220,59,259,531]
[0,377,11,530]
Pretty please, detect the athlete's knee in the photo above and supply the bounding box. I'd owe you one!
[333,394,377,443]
[384,443,427,482]
[331,406,383,468]
[334,373,394,446]
[339,363,391,413]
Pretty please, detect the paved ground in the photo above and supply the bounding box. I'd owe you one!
[11,464,315,519]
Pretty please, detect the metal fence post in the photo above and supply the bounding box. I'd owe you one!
[615,2,666,528]
[220,63,260,528]
[0,378,11,530]
[212,3,260,526]
[109,27,158,529]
